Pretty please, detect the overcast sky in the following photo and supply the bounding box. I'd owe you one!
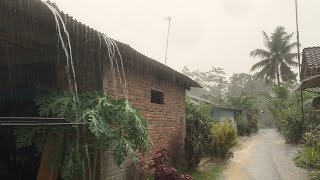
[51,0,320,77]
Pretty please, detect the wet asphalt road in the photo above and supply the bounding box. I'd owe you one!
[222,129,309,180]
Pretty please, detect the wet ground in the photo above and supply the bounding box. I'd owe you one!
[221,129,308,180]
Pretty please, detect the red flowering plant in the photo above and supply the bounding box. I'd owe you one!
[153,148,192,180]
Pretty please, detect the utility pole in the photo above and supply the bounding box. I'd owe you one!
[295,0,304,131]
[295,0,301,75]
[164,17,171,65]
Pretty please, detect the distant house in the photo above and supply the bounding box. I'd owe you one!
[187,95,242,127]
[296,47,320,130]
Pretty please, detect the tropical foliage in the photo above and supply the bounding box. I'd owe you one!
[268,85,320,144]
[295,130,320,180]
[237,115,252,136]
[182,66,228,103]
[183,67,273,130]
[250,26,298,86]
[227,94,257,135]
[211,120,237,158]
[295,146,320,169]
[294,127,320,180]
[185,101,213,168]
[14,91,149,179]
[267,86,304,143]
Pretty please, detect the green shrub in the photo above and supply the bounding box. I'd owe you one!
[310,170,320,180]
[279,107,303,143]
[14,91,150,179]
[295,130,320,178]
[250,115,258,133]
[268,87,305,143]
[237,116,251,136]
[295,147,320,169]
[212,120,237,158]
[185,101,213,169]
[303,130,320,147]
[303,132,314,147]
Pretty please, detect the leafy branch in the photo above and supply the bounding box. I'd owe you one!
[15,91,150,179]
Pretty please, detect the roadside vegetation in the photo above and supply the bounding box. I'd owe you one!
[14,91,150,179]
[294,129,320,179]
[184,101,236,179]
[247,25,320,179]
[183,25,320,179]
[188,162,225,180]
[178,27,296,179]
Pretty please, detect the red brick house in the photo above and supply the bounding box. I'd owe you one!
[0,0,200,179]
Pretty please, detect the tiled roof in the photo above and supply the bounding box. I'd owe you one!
[304,47,320,68]
[299,47,320,89]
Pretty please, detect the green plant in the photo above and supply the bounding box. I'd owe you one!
[188,162,224,180]
[268,86,305,143]
[185,101,213,169]
[303,132,313,146]
[279,104,303,143]
[310,170,320,180]
[295,129,320,178]
[227,93,259,134]
[14,127,50,152]
[237,116,251,136]
[211,120,237,158]
[295,147,320,169]
[14,91,150,179]
[302,130,320,147]
[170,142,185,171]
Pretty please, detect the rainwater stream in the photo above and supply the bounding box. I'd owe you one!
[221,129,308,180]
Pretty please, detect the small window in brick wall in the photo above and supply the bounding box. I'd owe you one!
[151,90,164,104]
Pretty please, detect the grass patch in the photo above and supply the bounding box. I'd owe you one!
[188,162,225,180]
[294,147,320,180]
[294,146,320,169]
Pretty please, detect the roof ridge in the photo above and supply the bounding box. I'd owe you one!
[304,46,320,49]
[6,0,201,89]
[42,0,189,75]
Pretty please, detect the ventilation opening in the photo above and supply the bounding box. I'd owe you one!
[151,90,164,104]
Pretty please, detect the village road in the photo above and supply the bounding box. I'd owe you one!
[221,129,308,180]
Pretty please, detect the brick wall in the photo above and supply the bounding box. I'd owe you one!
[101,66,187,179]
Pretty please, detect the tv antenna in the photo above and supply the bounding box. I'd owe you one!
[164,17,171,65]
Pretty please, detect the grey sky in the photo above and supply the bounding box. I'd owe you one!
[52,0,320,77]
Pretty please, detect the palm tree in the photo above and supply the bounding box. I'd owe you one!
[250,26,299,86]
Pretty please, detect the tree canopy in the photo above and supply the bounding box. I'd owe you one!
[250,26,299,86]
[182,66,228,103]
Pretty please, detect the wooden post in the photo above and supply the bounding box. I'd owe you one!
[36,143,60,180]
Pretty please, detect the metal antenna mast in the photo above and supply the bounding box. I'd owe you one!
[295,0,304,130]
[164,17,171,65]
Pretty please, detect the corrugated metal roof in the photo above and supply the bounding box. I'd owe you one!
[187,94,242,111]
